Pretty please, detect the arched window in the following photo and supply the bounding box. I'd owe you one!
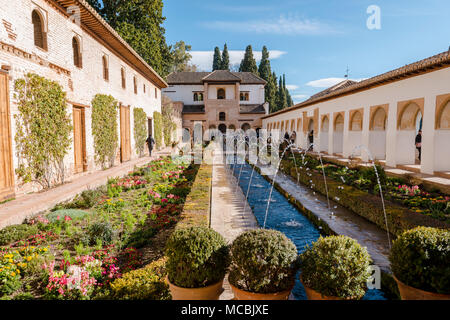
[240,92,249,101]
[72,37,82,68]
[219,112,226,121]
[102,56,109,81]
[32,10,47,50]
[193,93,198,101]
[133,76,137,94]
[217,88,225,100]
[121,68,126,89]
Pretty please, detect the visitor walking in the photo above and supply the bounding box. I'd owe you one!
[146,134,155,156]
[415,130,422,161]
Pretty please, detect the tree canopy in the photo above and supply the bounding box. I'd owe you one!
[221,44,230,70]
[239,45,258,75]
[212,47,222,71]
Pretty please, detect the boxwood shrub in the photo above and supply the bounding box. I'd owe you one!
[228,229,299,294]
[165,226,229,288]
[300,235,371,299]
[389,226,450,294]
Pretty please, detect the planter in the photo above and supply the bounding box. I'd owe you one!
[300,277,361,300]
[394,275,450,300]
[230,283,293,300]
[167,277,224,300]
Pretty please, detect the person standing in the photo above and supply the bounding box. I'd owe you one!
[415,130,422,161]
[146,134,155,157]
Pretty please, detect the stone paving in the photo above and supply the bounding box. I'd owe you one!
[209,143,258,300]
[0,148,172,229]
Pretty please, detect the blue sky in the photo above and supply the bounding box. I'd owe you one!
[162,0,450,103]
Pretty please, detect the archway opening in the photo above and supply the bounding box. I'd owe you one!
[333,113,344,155]
[369,107,387,160]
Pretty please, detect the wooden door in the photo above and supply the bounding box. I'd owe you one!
[120,105,131,162]
[0,71,15,201]
[73,106,86,173]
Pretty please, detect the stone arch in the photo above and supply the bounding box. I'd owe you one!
[334,113,344,132]
[321,115,329,132]
[228,124,236,131]
[241,123,251,132]
[437,100,450,129]
[280,121,284,132]
[397,99,423,130]
[308,118,314,132]
[370,107,387,131]
[349,110,363,131]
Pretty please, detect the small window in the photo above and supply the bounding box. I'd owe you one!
[240,92,249,101]
[217,88,225,100]
[32,10,47,50]
[72,37,82,68]
[121,68,126,89]
[155,88,158,99]
[193,92,203,102]
[219,112,226,121]
[143,84,146,93]
[133,76,137,94]
[102,55,109,81]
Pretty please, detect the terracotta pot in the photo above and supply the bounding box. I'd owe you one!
[230,283,293,300]
[394,275,450,300]
[167,277,224,300]
[300,277,359,300]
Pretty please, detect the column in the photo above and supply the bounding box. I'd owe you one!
[421,96,435,174]
[385,101,397,167]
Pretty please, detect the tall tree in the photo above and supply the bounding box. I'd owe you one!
[86,0,173,77]
[221,44,230,70]
[270,72,279,113]
[258,46,276,112]
[212,46,222,71]
[239,45,258,75]
[169,41,197,72]
[276,76,288,111]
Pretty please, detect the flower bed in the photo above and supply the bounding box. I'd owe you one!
[0,156,209,300]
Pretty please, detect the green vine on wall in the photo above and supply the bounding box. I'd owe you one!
[14,73,72,189]
[133,107,148,157]
[91,94,118,169]
[153,111,163,150]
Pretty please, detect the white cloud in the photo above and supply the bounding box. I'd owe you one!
[286,84,299,90]
[190,50,287,72]
[292,94,308,99]
[306,77,365,88]
[204,15,336,36]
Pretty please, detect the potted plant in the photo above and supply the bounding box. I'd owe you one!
[299,235,371,300]
[228,229,299,300]
[165,226,229,300]
[389,226,450,300]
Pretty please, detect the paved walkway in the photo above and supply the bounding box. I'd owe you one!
[209,143,258,300]
[0,148,171,229]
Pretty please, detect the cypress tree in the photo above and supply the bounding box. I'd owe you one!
[239,45,258,75]
[221,44,230,70]
[212,46,222,71]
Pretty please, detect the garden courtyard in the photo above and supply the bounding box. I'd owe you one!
[0,141,448,300]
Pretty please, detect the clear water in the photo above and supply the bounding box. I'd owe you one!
[230,163,387,300]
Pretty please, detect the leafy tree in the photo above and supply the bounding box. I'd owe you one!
[91,94,119,169]
[269,72,279,113]
[86,0,173,77]
[221,44,230,70]
[14,73,72,189]
[169,41,197,73]
[239,45,258,75]
[153,111,163,149]
[212,47,222,71]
